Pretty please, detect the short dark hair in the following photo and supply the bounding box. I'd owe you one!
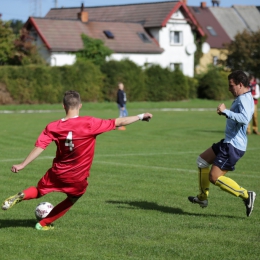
[228,70,249,87]
[63,91,81,110]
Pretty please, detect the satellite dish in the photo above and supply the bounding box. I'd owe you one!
[186,43,197,55]
[202,42,210,54]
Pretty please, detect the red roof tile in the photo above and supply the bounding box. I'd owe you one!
[188,6,231,48]
[45,1,203,35]
[26,17,163,53]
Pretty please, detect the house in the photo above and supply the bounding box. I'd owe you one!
[189,2,231,73]
[189,2,260,73]
[25,16,164,66]
[24,1,205,77]
[209,5,260,41]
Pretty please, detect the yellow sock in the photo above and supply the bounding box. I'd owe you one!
[197,167,210,201]
[215,176,248,199]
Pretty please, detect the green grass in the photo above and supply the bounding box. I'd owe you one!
[0,100,259,260]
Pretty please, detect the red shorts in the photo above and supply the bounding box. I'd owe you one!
[37,169,88,197]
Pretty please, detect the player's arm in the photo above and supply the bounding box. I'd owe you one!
[115,113,152,127]
[11,146,44,173]
[218,102,250,125]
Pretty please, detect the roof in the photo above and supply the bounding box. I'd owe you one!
[232,5,260,32]
[25,17,164,53]
[209,6,259,40]
[189,6,231,48]
[45,1,204,36]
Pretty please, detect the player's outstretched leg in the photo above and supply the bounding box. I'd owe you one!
[215,176,256,217]
[188,156,210,208]
[243,191,256,217]
[2,192,24,210]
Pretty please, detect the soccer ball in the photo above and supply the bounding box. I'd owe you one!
[35,202,54,220]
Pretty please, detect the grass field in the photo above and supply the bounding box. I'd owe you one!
[0,100,259,260]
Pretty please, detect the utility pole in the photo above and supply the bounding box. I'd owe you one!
[31,0,42,17]
[54,0,58,8]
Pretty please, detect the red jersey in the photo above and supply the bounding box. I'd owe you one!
[35,116,116,183]
[250,80,258,105]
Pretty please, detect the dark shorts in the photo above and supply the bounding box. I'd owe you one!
[211,139,245,171]
[37,169,88,197]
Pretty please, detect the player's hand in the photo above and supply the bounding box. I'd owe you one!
[217,103,226,115]
[142,113,153,122]
[11,164,24,173]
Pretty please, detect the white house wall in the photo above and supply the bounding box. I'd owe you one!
[49,53,76,66]
[159,10,195,77]
[109,11,195,77]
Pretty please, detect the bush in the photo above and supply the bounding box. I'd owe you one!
[101,59,146,102]
[186,76,199,99]
[144,65,189,101]
[197,66,232,100]
[60,60,104,102]
[0,60,103,104]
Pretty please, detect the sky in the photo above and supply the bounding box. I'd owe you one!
[1,0,259,22]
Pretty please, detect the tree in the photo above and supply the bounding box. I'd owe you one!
[0,20,44,65]
[9,19,24,36]
[0,20,15,65]
[76,34,113,66]
[225,29,260,78]
[10,28,45,65]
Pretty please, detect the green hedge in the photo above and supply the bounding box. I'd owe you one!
[101,59,146,102]
[144,65,190,101]
[0,61,103,104]
[197,67,232,100]
[0,60,234,104]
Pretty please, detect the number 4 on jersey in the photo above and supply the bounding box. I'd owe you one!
[65,131,74,151]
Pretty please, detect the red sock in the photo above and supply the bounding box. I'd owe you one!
[39,197,73,226]
[23,186,40,200]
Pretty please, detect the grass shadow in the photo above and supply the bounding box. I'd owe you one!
[198,130,224,134]
[106,200,243,219]
[0,218,36,229]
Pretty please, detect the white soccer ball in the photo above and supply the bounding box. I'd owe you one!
[35,202,54,220]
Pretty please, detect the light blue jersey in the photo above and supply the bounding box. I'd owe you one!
[223,91,254,151]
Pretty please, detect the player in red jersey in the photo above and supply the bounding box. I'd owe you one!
[2,90,152,231]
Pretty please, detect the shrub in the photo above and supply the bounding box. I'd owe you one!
[144,65,190,101]
[186,76,199,99]
[0,60,103,104]
[60,60,104,102]
[101,59,146,102]
[197,66,232,100]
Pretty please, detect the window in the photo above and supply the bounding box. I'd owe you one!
[207,26,217,36]
[170,63,183,71]
[192,7,200,13]
[170,31,183,45]
[137,32,151,43]
[103,30,114,39]
[213,56,218,65]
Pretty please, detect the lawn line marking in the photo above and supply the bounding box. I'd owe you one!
[1,153,259,177]
[4,108,260,114]
[94,161,260,178]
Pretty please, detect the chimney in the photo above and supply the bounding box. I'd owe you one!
[212,0,220,7]
[200,2,207,8]
[77,3,88,22]
[180,0,187,5]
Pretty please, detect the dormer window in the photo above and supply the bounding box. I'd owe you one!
[207,26,217,36]
[192,7,200,13]
[103,30,114,39]
[138,32,151,43]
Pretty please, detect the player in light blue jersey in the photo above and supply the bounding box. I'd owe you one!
[188,70,256,217]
